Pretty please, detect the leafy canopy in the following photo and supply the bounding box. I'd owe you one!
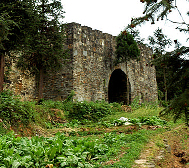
[0,0,36,53]
[16,0,66,76]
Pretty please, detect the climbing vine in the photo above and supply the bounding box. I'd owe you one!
[115,30,140,64]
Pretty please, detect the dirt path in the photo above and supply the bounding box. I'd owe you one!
[133,125,189,168]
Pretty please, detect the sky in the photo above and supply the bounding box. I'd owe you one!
[61,0,189,50]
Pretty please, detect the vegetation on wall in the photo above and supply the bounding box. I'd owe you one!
[115,31,140,105]
[115,31,140,64]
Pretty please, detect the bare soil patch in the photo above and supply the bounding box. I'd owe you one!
[133,125,189,168]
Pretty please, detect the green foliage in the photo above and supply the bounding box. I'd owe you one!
[130,0,175,27]
[64,119,81,128]
[40,99,65,110]
[100,115,167,128]
[160,90,189,126]
[0,91,121,129]
[64,90,75,102]
[148,28,172,54]
[125,26,144,43]
[66,101,117,122]
[0,129,150,168]
[0,0,36,52]
[130,97,159,110]
[130,97,141,109]
[16,0,66,76]
[128,0,189,126]
[0,90,35,126]
[148,28,176,101]
[0,91,66,130]
[0,15,11,50]
[115,31,140,64]
[0,122,8,135]
[0,0,38,92]
[129,116,167,127]
[99,118,126,127]
[0,97,185,167]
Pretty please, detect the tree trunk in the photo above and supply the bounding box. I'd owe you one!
[0,54,5,92]
[164,67,167,102]
[38,67,44,100]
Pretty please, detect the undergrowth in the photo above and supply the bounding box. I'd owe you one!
[0,91,187,167]
[0,90,35,127]
[0,91,122,134]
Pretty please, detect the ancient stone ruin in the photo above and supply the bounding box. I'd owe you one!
[4,22,158,103]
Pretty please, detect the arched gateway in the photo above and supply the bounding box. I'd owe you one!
[108,69,131,104]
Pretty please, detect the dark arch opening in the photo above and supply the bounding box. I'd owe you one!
[108,69,131,104]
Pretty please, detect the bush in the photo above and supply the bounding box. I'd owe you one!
[66,101,117,122]
[0,90,35,126]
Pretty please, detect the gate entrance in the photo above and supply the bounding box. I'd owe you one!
[108,69,131,104]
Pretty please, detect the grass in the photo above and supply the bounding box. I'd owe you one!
[0,91,188,167]
[104,106,162,120]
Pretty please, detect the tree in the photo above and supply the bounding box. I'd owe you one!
[131,0,187,27]
[17,0,66,100]
[0,0,36,91]
[148,28,172,102]
[160,49,189,125]
[116,31,140,104]
[130,0,189,126]
[126,26,145,43]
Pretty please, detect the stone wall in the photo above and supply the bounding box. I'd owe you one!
[4,22,158,103]
[127,44,158,103]
[67,23,116,102]
[61,22,158,103]
[4,55,36,101]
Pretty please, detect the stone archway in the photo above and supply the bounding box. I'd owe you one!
[108,69,131,104]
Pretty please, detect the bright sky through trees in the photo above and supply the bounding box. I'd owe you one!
[62,0,189,50]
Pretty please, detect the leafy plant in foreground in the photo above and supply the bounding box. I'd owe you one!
[0,128,152,168]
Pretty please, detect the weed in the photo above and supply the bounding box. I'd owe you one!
[131,97,159,110]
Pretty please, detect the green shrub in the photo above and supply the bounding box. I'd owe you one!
[0,90,35,126]
[40,99,65,109]
[66,101,116,122]
[130,97,141,109]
